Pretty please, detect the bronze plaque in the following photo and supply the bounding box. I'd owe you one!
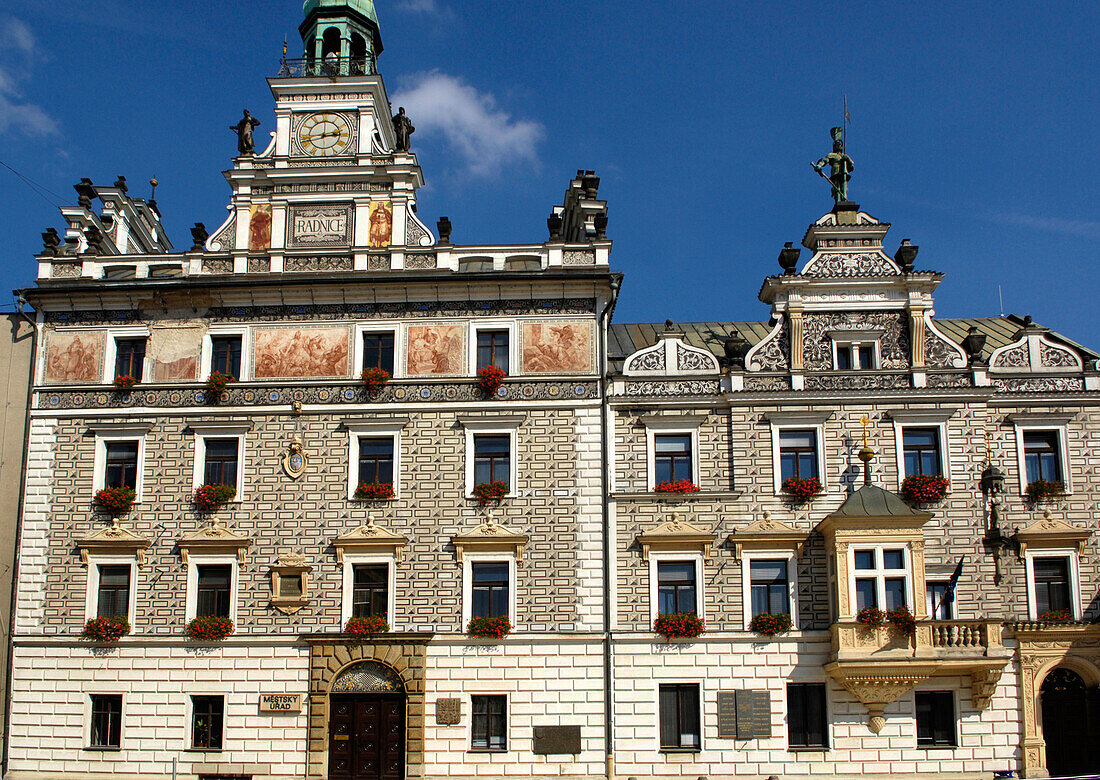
[717,692,738,738]
[725,690,772,739]
[436,697,461,725]
[532,725,582,755]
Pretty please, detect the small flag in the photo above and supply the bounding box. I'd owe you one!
[844,95,852,126]
[934,556,966,616]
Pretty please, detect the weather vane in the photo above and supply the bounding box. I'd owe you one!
[859,414,870,448]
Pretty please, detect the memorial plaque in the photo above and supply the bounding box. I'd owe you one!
[259,693,302,712]
[717,692,739,738]
[436,697,461,725]
[717,690,771,739]
[532,725,582,755]
[288,204,353,248]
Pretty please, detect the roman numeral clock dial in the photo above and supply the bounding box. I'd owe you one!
[296,112,352,157]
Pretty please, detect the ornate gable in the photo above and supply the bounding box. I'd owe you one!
[178,520,252,565]
[623,329,719,377]
[990,326,1083,373]
[333,518,409,563]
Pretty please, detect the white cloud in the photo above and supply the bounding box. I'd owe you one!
[396,0,440,12]
[981,210,1100,240]
[392,72,543,178]
[0,17,60,138]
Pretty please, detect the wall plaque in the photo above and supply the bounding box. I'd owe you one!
[532,725,582,755]
[436,697,461,725]
[717,690,771,739]
[259,693,302,712]
[288,204,353,248]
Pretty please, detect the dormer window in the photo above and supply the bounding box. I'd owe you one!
[829,330,882,370]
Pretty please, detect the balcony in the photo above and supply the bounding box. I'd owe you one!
[824,619,1012,733]
[274,55,376,79]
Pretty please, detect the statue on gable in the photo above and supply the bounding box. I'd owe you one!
[392,107,414,152]
[812,126,854,204]
[230,109,262,156]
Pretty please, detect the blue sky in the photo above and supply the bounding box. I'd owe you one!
[2,1,1098,345]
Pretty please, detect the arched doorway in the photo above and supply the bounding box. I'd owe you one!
[329,661,406,780]
[1040,667,1100,776]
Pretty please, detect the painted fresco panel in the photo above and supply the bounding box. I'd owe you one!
[249,204,273,252]
[252,326,350,379]
[521,321,595,374]
[406,324,464,376]
[44,331,104,384]
[368,200,393,248]
[151,327,201,382]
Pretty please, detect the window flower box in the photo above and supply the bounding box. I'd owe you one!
[354,482,395,501]
[900,474,949,504]
[1037,609,1073,623]
[361,367,390,396]
[782,476,822,503]
[94,486,136,515]
[204,371,235,400]
[856,606,885,629]
[748,612,792,637]
[185,615,234,641]
[1025,479,1065,504]
[653,612,705,639]
[885,605,916,635]
[653,479,701,494]
[467,615,512,639]
[344,615,389,636]
[472,480,508,505]
[113,375,136,391]
[477,365,506,396]
[192,483,237,512]
[81,616,130,643]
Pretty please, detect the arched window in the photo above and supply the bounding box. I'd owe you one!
[321,27,341,75]
[350,32,368,75]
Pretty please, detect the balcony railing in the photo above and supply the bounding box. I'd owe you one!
[830,619,1006,661]
[275,55,376,79]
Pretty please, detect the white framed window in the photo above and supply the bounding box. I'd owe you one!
[354,324,399,378]
[925,579,955,620]
[469,321,515,375]
[741,550,798,629]
[832,340,878,370]
[887,410,955,490]
[648,552,704,625]
[461,554,517,629]
[92,429,149,501]
[102,327,150,384]
[201,327,248,381]
[185,555,239,623]
[850,545,912,612]
[767,413,829,494]
[84,556,138,625]
[1023,549,1081,621]
[190,426,248,498]
[346,422,403,499]
[340,555,396,625]
[462,418,522,498]
[642,416,703,491]
[657,681,702,752]
[1009,414,1074,495]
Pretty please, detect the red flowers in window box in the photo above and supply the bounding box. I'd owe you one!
[782,476,822,503]
[1038,609,1073,623]
[192,483,237,512]
[113,374,136,391]
[1025,479,1065,503]
[477,365,506,396]
[472,480,508,505]
[185,615,234,641]
[344,615,390,636]
[361,367,390,396]
[900,474,949,504]
[467,615,512,639]
[856,606,885,629]
[653,479,701,494]
[653,612,706,639]
[81,616,130,643]
[885,605,916,635]
[94,486,136,515]
[748,612,792,637]
[354,482,395,501]
[204,371,235,400]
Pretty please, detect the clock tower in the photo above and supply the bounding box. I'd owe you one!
[206,0,434,271]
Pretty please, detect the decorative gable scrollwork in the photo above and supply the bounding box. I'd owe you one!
[1040,340,1080,368]
[990,332,1083,373]
[801,251,900,278]
[623,332,718,377]
[802,312,910,371]
[626,343,664,372]
[923,314,968,369]
[333,518,409,563]
[745,319,790,372]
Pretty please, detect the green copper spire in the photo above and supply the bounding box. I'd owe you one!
[299,0,383,73]
[302,0,379,28]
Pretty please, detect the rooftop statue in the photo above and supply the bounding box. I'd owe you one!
[812,126,854,205]
[392,107,414,153]
[230,110,262,156]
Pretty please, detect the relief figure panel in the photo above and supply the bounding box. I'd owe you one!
[252,326,350,379]
[406,324,464,376]
[521,321,595,374]
[45,331,104,384]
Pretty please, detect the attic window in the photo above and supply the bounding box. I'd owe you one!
[829,330,883,370]
[505,256,541,271]
[457,257,494,272]
[149,265,183,278]
[103,266,136,280]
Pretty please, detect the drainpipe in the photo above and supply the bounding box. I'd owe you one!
[598,275,621,780]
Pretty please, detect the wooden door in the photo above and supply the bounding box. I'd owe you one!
[329,694,405,780]
[1041,668,1098,777]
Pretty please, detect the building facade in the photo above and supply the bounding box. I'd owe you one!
[6,2,1100,780]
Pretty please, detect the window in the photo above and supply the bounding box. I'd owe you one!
[836,343,875,370]
[787,683,828,749]
[654,434,692,484]
[476,330,510,373]
[853,547,908,611]
[196,564,232,618]
[1023,430,1062,484]
[658,684,701,751]
[657,561,697,615]
[113,338,146,381]
[104,441,139,489]
[202,438,239,487]
[96,565,131,619]
[903,428,942,477]
[362,331,395,375]
[89,694,122,749]
[357,437,394,486]
[352,564,388,618]
[1032,556,1071,615]
[471,695,506,751]
[926,581,955,620]
[473,435,510,488]
[210,336,242,379]
[915,691,956,747]
[750,559,790,617]
[780,430,818,481]
[471,562,509,619]
[191,695,224,750]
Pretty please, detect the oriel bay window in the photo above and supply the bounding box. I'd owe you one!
[89,694,122,750]
[654,434,692,485]
[196,564,232,618]
[473,435,510,489]
[352,564,388,618]
[853,547,909,611]
[657,561,697,615]
[659,684,701,751]
[903,428,942,477]
[780,430,818,481]
[471,695,507,751]
[471,562,509,619]
[210,335,242,379]
[358,437,394,486]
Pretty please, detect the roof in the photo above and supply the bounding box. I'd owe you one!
[829,483,931,521]
[303,0,379,26]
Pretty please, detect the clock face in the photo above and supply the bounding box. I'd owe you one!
[296,113,353,156]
